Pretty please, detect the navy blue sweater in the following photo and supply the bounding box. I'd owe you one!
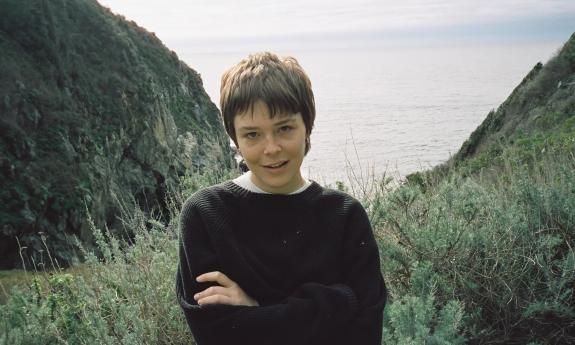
[176,181,387,344]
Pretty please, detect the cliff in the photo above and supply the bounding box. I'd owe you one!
[451,32,575,170]
[0,0,234,268]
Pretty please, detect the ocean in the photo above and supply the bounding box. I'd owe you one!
[179,42,562,184]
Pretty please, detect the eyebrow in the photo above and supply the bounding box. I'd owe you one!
[237,117,297,131]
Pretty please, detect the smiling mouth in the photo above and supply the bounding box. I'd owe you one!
[263,161,288,169]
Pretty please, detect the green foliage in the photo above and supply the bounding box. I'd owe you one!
[0,214,186,344]
[1,146,574,344]
[383,262,465,344]
[0,171,230,344]
[375,151,575,344]
[455,110,575,178]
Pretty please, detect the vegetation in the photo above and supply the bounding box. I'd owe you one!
[2,140,573,344]
[0,0,234,269]
[447,33,575,176]
[387,32,575,344]
[381,152,575,344]
[0,170,233,345]
[1,1,573,344]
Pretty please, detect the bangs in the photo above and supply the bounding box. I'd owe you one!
[229,76,303,119]
[234,89,302,118]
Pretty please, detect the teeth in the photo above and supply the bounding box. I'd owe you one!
[269,162,285,168]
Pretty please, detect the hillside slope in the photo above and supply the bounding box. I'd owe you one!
[0,0,234,268]
[389,33,575,344]
[450,33,575,172]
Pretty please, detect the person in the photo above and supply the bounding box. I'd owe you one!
[176,51,387,345]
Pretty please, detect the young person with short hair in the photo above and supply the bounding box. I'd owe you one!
[176,51,387,345]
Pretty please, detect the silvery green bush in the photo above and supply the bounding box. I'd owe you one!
[1,154,573,344]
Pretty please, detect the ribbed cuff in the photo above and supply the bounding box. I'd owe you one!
[331,284,359,316]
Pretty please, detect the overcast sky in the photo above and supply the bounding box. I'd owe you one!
[97,0,574,43]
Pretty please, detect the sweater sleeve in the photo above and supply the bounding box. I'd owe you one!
[176,198,359,345]
[339,199,387,344]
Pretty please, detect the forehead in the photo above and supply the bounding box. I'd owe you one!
[234,112,301,129]
[234,101,300,125]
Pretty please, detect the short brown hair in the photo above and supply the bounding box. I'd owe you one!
[220,51,315,153]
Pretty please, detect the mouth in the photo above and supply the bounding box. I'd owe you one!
[263,161,288,169]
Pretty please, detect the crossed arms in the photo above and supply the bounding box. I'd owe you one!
[176,198,387,345]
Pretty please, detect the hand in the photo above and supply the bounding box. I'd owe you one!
[194,271,259,307]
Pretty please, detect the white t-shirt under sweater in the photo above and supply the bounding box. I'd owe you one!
[233,171,311,194]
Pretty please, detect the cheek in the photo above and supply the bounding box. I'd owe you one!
[238,145,259,162]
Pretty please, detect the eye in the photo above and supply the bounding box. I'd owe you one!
[244,131,259,139]
[278,125,293,133]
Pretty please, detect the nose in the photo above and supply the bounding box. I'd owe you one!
[263,136,281,155]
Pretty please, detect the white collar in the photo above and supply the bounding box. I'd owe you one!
[232,171,311,194]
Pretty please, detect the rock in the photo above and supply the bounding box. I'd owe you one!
[0,0,234,269]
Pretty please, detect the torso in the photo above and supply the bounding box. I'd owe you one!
[193,181,353,304]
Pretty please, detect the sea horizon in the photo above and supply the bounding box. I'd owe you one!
[176,39,565,184]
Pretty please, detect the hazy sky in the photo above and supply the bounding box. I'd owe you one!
[98,0,574,44]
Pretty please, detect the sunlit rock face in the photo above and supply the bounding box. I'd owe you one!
[0,0,233,268]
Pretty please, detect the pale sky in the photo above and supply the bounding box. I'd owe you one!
[98,0,574,43]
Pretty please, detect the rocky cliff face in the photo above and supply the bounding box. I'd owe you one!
[0,0,234,268]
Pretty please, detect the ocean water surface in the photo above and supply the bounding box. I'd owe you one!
[181,42,562,184]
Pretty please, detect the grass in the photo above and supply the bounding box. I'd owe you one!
[0,270,30,304]
[0,265,95,305]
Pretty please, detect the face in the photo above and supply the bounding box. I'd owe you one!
[234,100,307,194]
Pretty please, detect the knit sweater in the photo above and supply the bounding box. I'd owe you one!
[176,180,387,345]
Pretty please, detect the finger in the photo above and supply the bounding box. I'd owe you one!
[197,294,234,306]
[196,271,235,287]
[194,286,229,301]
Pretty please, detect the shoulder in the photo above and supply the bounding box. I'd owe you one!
[305,183,369,227]
[312,183,364,213]
[181,181,236,217]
